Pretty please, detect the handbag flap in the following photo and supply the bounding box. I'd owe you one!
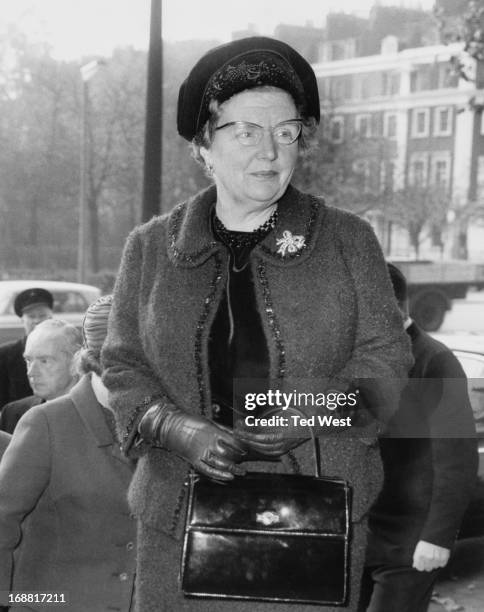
[187,472,349,535]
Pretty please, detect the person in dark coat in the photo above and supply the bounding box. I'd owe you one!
[102,37,413,612]
[0,295,136,612]
[0,319,81,433]
[358,263,478,612]
[0,288,53,410]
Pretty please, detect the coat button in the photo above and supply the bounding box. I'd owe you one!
[119,572,128,581]
[126,542,134,551]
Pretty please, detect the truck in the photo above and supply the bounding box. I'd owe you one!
[390,260,484,331]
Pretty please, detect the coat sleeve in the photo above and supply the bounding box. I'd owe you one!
[102,227,174,454]
[419,351,478,547]
[0,407,51,590]
[332,213,413,423]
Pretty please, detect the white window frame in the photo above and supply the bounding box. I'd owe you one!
[408,152,429,187]
[329,116,344,144]
[380,160,396,192]
[355,113,372,138]
[411,108,430,138]
[383,112,398,139]
[433,106,452,137]
[431,151,451,188]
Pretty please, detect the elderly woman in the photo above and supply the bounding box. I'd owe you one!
[102,37,412,611]
[0,299,136,612]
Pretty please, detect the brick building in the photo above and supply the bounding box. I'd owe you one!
[312,36,484,260]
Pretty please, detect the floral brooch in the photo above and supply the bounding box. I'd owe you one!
[276,230,306,256]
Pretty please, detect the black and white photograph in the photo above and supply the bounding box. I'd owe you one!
[0,1,483,611]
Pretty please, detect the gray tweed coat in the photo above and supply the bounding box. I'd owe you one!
[102,184,413,610]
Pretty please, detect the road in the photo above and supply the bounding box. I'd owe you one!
[429,537,484,612]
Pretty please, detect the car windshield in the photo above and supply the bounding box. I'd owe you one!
[0,291,14,315]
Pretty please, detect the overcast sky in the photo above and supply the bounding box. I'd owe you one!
[2,0,436,60]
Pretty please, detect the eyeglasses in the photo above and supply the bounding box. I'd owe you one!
[215,120,303,146]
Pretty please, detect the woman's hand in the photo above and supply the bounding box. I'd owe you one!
[234,418,307,458]
[138,403,246,482]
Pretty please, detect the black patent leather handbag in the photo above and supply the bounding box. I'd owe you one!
[181,431,351,605]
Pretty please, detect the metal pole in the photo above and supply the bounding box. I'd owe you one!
[142,0,162,222]
[77,80,88,283]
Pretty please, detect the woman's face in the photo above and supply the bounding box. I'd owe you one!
[201,88,300,211]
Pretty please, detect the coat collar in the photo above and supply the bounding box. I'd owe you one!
[167,183,325,268]
[406,321,421,343]
[69,374,115,448]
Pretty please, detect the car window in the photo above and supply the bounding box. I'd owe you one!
[455,352,484,379]
[0,292,13,315]
[51,291,89,314]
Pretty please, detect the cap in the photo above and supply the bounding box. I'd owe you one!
[14,288,54,318]
[177,36,320,141]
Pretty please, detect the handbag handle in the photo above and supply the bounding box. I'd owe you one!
[262,406,321,479]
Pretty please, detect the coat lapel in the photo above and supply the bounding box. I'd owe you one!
[166,183,326,268]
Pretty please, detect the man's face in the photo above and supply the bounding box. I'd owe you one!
[24,330,76,400]
[21,305,53,336]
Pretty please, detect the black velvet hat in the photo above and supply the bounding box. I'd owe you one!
[14,288,54,317]
[177,36,320,141]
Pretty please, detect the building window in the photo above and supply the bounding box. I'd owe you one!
[411,108,430,138]
[331,77,344,101]
[429,152,451,189]
[434,107,452,136]
[409,153,429,187]
[438,63,458,88]
[355,114,372,138]
[329,116,344,143]
[390,73,400,95]
[384,113,397,139]
[353,159,371,192]
[381,161,395,193]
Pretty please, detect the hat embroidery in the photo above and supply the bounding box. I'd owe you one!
[226,60,265,81]
[276,230,305,256]
[204,52,305,113]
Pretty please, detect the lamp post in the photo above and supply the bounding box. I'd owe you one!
[142,0,162,221]
[77,60,104,283]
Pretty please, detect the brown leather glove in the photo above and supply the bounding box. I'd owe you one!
[138,403,247,482]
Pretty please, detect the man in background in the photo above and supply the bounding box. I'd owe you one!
[0,319,81,433]
[0,288,54,410]
[359,263,478,612]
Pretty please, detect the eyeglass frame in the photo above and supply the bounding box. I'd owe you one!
[214,119,303,146]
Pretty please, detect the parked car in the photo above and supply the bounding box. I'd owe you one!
[432,332,484,539]
[0,280,101,344]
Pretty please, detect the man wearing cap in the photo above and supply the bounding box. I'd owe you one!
[0,319,81,433]
[0,288,53,410]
